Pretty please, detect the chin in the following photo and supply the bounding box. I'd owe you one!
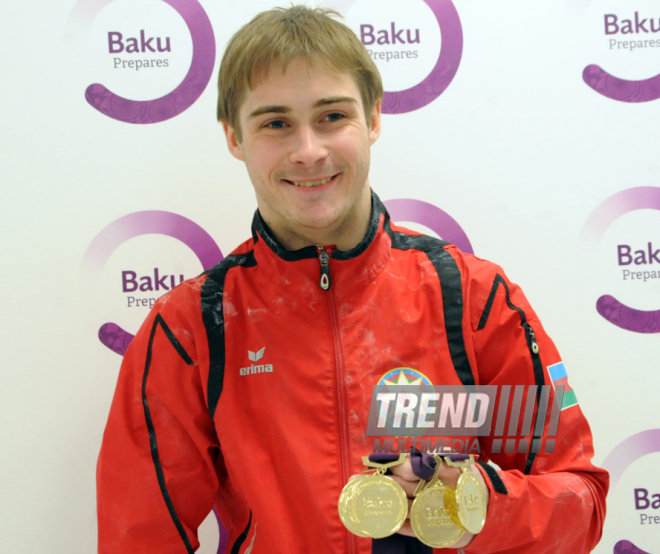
[293,210,343,232]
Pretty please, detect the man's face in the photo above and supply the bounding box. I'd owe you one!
[224,58,381,249]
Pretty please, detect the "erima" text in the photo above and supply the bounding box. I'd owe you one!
[239,364,273,376]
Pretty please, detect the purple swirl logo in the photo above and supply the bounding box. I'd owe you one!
[82,210,223,354]
[603,430,660,554]
[384,198,473,254]
[580,187,660,334]
[583,65,660,104]
[613,541,653,554]
[69,0,215,123]
[580,6,660,102]
[383,0,462,114]
[344,0,463,114]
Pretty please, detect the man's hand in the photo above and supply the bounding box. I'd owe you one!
[387,455,490,549]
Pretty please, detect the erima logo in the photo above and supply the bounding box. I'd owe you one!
[240,348,273,376]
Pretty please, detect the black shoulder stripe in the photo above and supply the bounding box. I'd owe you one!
[142,313,195,554]
[477,461,508,495]
[230,511,252,554]
[201,252,258,419]
[477,274,502,331]
[200,251,257,276]
[389,230,450,252]
[477,274,527,331]
[430,247,475,387]
[157,315,194,365]
[477,274,546,474]
[389,231,474,387]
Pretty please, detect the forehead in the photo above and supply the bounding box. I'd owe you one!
[240,58,363,116]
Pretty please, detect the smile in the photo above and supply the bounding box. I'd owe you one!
[289,175,335,187]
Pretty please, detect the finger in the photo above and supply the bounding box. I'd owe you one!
[435,463,462,489]
[389,474,419,497]
[389,457,417,481]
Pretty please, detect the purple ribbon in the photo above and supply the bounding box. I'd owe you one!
[369,448,470,480]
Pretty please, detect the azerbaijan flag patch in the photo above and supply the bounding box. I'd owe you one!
[548,362,578,410]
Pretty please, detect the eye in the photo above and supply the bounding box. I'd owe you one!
[265,119,288,129]
[324,112,345,122]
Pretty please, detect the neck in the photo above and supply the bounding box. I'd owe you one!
[275,217,370,251]
[262,189,373,252]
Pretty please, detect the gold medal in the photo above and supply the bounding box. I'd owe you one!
[338,454,408,539]
[456,471,487,533]
[444,456,487,535]
[410,455,465,548]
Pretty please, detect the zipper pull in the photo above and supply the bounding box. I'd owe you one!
[316,245,331,290]
[527,324,540,354]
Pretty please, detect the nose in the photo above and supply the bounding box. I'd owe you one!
[289,124,328,166]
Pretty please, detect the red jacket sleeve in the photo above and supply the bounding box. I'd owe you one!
[459,257,608,553]
[97,280,221,554]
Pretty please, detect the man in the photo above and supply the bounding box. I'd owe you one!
[97,6,608,553]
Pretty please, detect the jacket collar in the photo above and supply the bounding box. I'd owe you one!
[251,190,390,263]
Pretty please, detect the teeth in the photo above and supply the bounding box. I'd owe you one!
[292,176,333,187]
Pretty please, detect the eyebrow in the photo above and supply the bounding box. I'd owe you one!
[247,96,359,120]
[247,105,290,120]
[314,96,359,108]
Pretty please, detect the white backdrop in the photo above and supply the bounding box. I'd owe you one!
[1,0,659,552]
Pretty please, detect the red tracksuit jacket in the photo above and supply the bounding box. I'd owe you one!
[97,194,608,553]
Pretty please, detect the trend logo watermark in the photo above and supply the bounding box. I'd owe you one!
[341,0,463,114]
[367,384,567,455]
[579,187,660,333]
[81,210,223,354]
[581,9,660,102]
[67,0,215,123]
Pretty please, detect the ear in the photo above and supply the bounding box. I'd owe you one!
[368,99,382,146]
[222,122,245,161]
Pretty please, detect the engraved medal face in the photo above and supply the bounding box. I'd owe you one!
[410,485,465,548]
[338,475,407,539]
[456,472,487,534]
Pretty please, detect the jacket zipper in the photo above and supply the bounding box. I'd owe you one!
[316,246,355,554]
[525,322,540,354]
[317,246,331,290]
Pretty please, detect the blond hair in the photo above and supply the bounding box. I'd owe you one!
[216,5,383,142]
